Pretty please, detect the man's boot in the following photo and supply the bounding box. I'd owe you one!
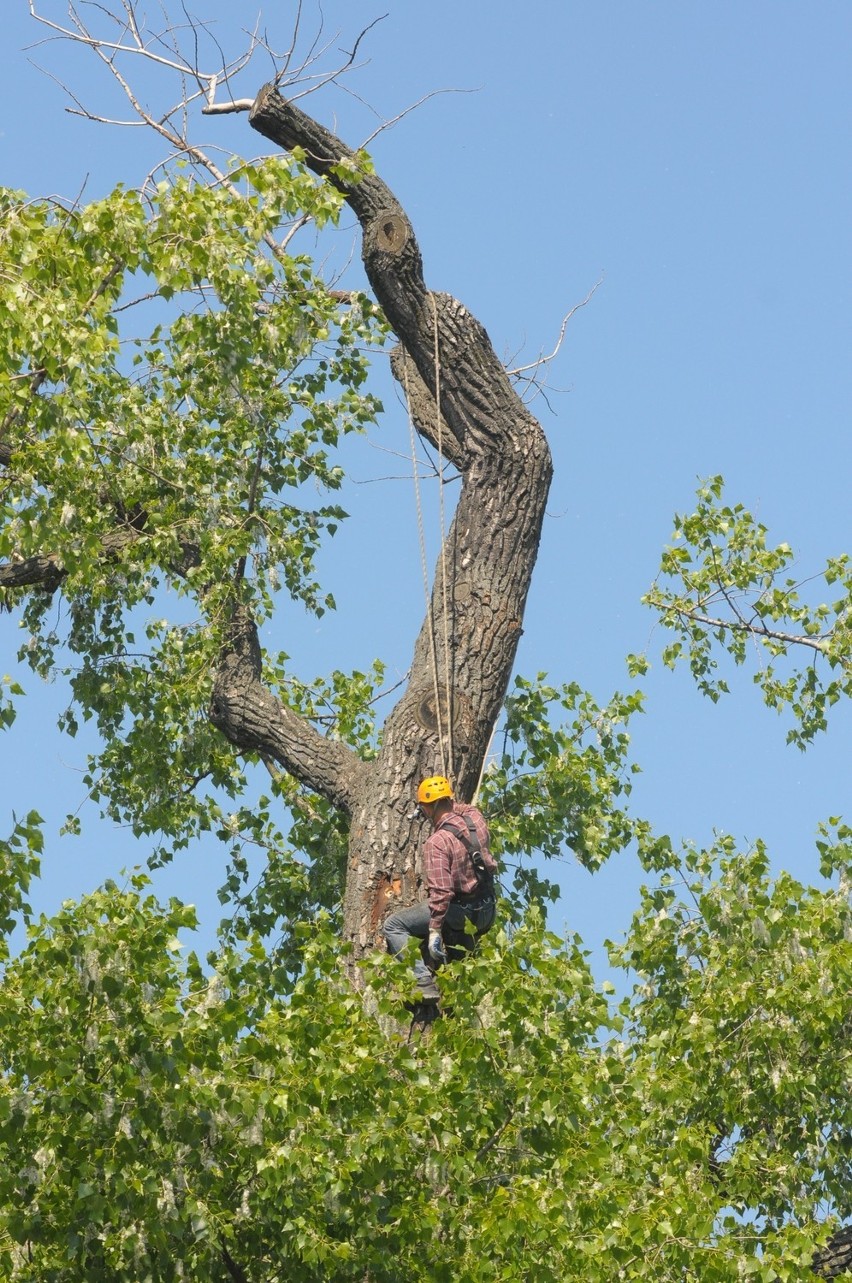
[416,977,440,1001]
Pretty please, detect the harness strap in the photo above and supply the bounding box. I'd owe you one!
[435,813,493,890]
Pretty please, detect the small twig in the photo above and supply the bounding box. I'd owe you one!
[340,14,389,66]
[359,87,480,149]
[272,14,387,103]
[271,2,329,87]
[276,0,304,78]
[508,277,603,378]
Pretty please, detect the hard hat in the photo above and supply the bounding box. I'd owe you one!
[417,775,454,805]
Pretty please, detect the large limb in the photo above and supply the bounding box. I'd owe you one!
[208,606,370,815]
[380,347,551,797]
[248,86,548,467]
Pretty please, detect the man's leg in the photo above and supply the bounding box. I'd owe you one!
[381,902,439,996]
[440,902,476,960]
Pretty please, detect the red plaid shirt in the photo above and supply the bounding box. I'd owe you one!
[424,802,495,931]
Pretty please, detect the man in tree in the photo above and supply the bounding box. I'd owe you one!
[382,776,497,1001]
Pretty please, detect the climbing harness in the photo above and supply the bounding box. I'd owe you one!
[434,812,493,891]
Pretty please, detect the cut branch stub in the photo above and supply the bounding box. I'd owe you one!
[414,686,451,737]
[373,212,409,255]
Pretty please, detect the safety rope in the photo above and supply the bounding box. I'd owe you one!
[431,294,455,782]
[472,720,497,806]
[404,348,449,780]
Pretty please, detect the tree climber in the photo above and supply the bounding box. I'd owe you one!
[382,776,498,1002]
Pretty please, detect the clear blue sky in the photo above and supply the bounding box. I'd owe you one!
[2,2,850,968]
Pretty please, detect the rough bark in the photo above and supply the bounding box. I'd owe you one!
[813,1226,852,1278]
[208,85,552,956]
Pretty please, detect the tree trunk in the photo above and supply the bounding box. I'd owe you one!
[208,85,553,959]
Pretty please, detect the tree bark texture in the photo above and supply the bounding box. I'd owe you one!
[813,1225,852,1278]
[208,85,553,956]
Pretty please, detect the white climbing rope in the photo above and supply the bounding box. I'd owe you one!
[403,340,450,780]
[431,293,455,783]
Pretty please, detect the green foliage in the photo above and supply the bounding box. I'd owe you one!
[0,857,847,1279]
[481,675,644,911]
[275,658,386,761]
[213,786,349,984]
[1,161,386,866]
[0,812,42,961]
[610,836,852,1262]
[0,675,23,732]
[645,476,852,747]
[209,659,386,964]
[815,816,852,882]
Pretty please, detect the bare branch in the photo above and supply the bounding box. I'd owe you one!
[274,0,305,79]
[273,15,388,104]
[29,1,264,117]
[28,0,210,78]
[339,14,389,67]
[509,277,603,379]
[200,96,254,115]
[358,87,480,150]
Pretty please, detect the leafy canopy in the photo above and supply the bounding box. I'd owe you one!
[1,156,385,862]
[1,827,850,1280]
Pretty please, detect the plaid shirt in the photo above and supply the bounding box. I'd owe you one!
[424,802,495,932]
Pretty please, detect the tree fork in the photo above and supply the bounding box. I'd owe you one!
[208,85,555,958]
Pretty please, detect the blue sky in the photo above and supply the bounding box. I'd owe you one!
[2,2,850,967]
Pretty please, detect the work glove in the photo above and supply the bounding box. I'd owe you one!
[427,930,447,965]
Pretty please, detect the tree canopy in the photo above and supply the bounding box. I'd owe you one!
[0,4,850,1279]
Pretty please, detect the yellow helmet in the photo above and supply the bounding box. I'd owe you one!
[417,775,454,805]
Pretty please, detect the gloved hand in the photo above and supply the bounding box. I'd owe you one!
[427,930,447,964]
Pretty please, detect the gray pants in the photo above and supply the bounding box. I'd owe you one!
[382,896,496,989]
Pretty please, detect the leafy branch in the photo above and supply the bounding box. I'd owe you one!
[644,476,852,747]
